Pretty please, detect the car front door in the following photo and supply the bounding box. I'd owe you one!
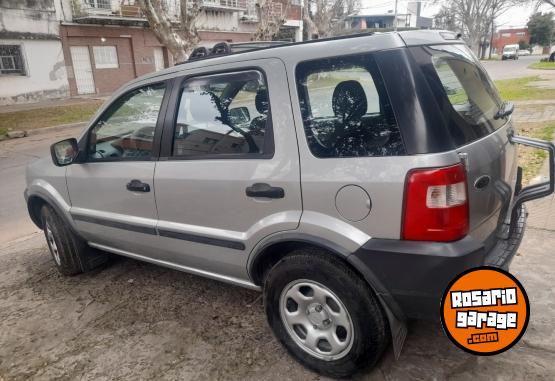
[154,59,302,283]
[67,82,169,256]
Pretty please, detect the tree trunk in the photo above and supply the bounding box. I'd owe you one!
[138,0,199,63]
[303,0,317,40]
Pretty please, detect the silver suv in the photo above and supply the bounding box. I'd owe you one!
[25,31,555,377]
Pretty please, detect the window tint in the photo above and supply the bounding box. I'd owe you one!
[296,55,404,158]
[173,70,271,157]
[88,84,165,160]
[426,44,505,145]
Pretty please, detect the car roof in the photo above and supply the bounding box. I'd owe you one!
[130,30,462,87]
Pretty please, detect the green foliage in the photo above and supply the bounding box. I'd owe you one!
[518,39,530,50]
[527,12,554,47]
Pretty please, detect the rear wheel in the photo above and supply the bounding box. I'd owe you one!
[41,205,108,275]
[264,249,389,378]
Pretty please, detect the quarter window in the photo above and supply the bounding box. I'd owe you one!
[296,55,404,158]
[88,84,165,160]
[0,45,25,75]
[93,46,118,69]
[173,70,272,157]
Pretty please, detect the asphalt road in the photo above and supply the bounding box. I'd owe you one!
[0,126,83,244]
[481,55,545,80]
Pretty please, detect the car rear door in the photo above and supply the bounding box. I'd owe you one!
[67,82,170,256]
[153,59,302,282]
[410,44,519,243]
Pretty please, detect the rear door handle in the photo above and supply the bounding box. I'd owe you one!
[126,179,150,192]
[246,183,284,199]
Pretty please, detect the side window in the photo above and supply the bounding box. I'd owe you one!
[296,55,404,158]
[173,70,271,157]
[88,83,165,160]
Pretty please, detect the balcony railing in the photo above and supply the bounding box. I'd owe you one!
[201,0,247,11]
[71,0,246,21]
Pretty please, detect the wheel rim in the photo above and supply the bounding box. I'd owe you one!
[279,279,354,361]
[45,223,61,266]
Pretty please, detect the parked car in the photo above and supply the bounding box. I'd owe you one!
[502,44,519,60]
[25,30,555,377]
[518,49,531,56]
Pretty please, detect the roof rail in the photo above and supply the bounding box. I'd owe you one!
[179,33,377,65]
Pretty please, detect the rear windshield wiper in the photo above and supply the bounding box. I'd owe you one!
[494,101,514,120]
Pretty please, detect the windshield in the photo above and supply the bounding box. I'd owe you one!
[413,44,506,146]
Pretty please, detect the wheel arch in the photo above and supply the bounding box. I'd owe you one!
[249,234,408,358]
[27,194,48,228]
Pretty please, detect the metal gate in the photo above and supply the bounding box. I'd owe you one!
[70,46,95,95]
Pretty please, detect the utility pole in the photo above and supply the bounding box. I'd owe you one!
[394,0,399,31]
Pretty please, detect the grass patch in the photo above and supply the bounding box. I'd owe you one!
[495,75,555,101]
[528,61,555,70]
[0,127,8,136]
[0,101,103,131]
[518,121,555,185]
[494,76,555,101]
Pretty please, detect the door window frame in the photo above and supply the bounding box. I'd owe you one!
[78,80,172,163]
[159,67,275,160]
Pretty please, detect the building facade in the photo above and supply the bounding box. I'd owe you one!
[345,1,432,31]
[0,0,69,105]
[491,28,530,54]
[61,0,302,97]
[2,0,302,103]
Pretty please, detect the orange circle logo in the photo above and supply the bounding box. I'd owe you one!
[441,267,529,355]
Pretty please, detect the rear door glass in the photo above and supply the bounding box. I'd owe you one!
[416,44,505,146]
[296,54,404,158]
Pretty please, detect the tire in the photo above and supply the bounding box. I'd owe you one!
[264,249,389,378]
[40,204,108,275]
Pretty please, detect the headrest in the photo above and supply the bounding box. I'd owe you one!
[255,89,269,114]
[332,80,367,122]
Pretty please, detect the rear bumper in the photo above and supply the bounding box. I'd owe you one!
[348,205,527,320]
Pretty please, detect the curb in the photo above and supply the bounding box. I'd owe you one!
[25,122,87,136]
[513,100,555,106]
[0,122,86,141]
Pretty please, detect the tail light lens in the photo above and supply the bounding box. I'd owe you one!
[402,163,469,242]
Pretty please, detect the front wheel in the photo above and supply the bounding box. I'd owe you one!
[41,205,108,275]
[264,249,389,378]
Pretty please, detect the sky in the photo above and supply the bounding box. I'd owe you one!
[359,0,554,29]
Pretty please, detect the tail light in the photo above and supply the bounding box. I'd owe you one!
[402,163,469,242]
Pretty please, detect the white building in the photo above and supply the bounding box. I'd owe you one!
[0,0,69,105]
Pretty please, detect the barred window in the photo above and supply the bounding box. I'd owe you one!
[0,45,26,75]
[93,46,118,69]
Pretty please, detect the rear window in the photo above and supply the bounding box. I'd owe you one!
[296,54,404,158]
[417,44,505,146]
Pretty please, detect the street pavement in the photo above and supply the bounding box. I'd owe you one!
[481,55,549,80]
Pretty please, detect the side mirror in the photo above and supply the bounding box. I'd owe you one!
[50,138,79,166]
[229,106,251,125]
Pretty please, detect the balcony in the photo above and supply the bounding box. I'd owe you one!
[71,0,180,24]
[71,0,248,25]
[201,0,247,11]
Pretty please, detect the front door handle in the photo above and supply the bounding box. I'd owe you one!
[246,183,284,199]
[126,179,150,192]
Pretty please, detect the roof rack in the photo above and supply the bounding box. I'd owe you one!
[180,32,376,65]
